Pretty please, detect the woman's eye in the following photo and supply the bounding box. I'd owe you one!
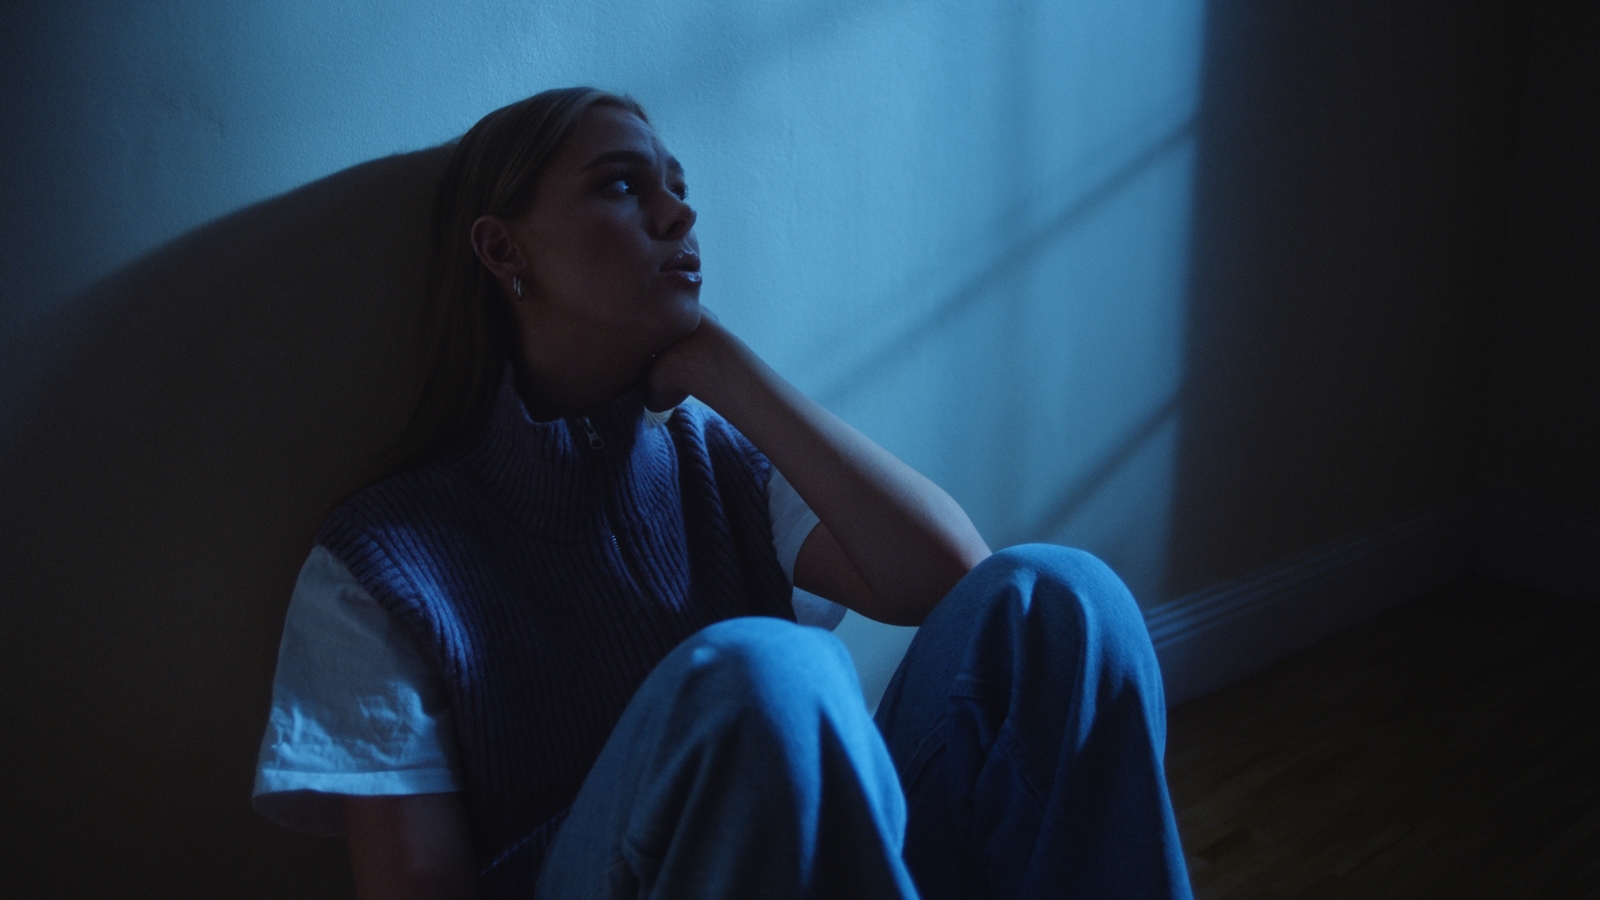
[601,173,685,201]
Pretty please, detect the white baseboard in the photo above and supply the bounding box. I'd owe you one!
[1145,507,1477,708]
[1475,498,1600,605]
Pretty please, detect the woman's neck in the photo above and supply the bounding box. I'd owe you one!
[512,350,647,422]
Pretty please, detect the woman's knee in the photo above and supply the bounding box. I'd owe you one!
[960,544,1138,617]
[944,544,1156,677]
[668,617,863,717]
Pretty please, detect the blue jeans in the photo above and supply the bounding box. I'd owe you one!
[534,545,1193,899]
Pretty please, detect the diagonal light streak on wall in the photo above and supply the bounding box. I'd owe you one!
[816,117,1198,409]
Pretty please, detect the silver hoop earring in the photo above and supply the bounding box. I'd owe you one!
[512,276,524,300]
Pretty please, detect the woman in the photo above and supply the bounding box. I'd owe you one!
[254,87,1192,900]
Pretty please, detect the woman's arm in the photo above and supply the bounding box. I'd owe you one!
[648,315,991,626]
[343,793,478,900]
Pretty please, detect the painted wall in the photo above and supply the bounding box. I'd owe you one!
[1168,0,1529,594]
[1477,0,1600,602]
[1,1,1202,893]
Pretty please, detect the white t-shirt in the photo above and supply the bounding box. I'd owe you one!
[253,466,835,836]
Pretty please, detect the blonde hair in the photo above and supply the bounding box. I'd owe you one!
[388,87,648,473]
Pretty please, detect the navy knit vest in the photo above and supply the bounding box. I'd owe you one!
[316,375,794,896]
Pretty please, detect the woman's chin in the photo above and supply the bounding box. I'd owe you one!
[660,298,703,341]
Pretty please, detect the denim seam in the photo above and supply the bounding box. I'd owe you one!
[899,711,951,790]
[994,725,1048,807]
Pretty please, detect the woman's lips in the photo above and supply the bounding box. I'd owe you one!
[661,269,702,287]
[660,249,702,286]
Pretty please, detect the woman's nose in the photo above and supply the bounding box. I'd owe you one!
[653,193,696,240]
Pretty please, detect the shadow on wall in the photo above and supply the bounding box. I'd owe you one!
[1166,0,1528,597]
[0,144,451,897]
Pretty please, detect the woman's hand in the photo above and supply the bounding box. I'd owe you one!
[643,309,739,413]
[647,311,990,625]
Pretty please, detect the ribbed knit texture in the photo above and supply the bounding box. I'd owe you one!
[316,375,794,897]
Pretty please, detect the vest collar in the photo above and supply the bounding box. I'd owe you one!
[443,369,678,539]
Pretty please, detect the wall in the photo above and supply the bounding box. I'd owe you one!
[1168,0,1530,596]
[1477,0,1600,602]
[1143,0,1596,705]
[0,1,1203,894]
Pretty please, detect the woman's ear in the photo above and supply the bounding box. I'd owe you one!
[470,215,526,282]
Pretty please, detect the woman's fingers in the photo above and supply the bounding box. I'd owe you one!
[644,372,690,413]
[643,310,746,410]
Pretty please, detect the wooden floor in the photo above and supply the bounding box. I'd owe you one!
[1165,576,1600,899]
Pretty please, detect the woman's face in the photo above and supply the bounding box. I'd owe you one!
[508,105,702,358]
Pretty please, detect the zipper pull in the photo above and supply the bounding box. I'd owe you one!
[579,416,605,450]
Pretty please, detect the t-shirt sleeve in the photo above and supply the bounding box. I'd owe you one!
[252,546,463,836]
[766,467,846,630]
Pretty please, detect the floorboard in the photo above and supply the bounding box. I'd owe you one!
[1166,575,1600,899]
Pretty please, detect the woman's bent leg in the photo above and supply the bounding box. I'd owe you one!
[875,545,1192,900]
[536,617,919,900]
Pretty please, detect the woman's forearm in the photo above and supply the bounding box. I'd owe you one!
[344,793,478,900]
[659,319,990,624]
